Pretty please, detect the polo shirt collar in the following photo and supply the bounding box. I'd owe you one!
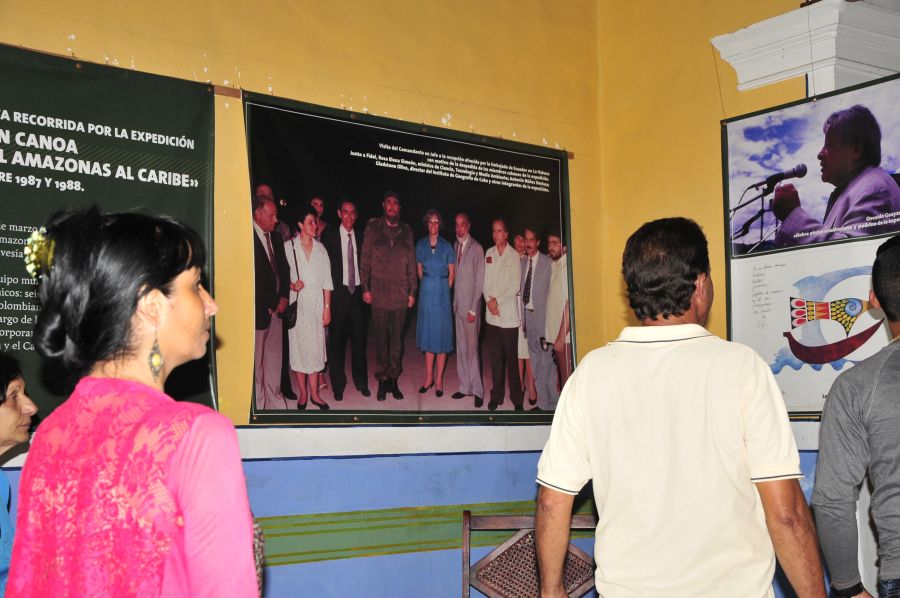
[615,323,712,343]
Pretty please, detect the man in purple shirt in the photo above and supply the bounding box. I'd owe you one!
[773,105,900,248]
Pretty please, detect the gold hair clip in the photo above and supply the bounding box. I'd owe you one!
[23,227,55,280]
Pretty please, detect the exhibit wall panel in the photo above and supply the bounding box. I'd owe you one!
[0,0,600,424]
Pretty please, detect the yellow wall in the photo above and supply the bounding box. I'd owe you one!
[0,0,811,423]
[595,2,805,342]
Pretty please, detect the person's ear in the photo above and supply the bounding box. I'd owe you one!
[870,288,882,311]
[135,288,166,330]
[694,272,708,303]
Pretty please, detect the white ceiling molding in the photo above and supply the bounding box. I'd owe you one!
[712,0,900,94]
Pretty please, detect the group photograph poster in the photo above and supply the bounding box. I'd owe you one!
[723,73,900,413]
[0,44,216,414]
[245,95,573,424]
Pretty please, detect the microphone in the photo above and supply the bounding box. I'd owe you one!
[751,164,807,189]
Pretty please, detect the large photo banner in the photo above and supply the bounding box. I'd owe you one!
[245,95,573,424]
[724,73,900,413]
[0,44,215,415]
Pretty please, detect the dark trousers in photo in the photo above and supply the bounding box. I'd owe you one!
[484,323,523,407]
[372,307,406,381]
[329,285,368,393]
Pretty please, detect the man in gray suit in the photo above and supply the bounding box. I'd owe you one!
[451,213,485,406]
[520,226,558,411]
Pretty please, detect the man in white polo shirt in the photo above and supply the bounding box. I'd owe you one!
[535,217,825,597]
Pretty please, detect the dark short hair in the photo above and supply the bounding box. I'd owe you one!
[383,190,400,203]
[422,208,444,229]
[824,105,882,168]
[33,207,207,381]
[287,205,319,236]
[547,228,562,242]
[251,194,274,213]
[523,227,541,242]
[491,217,508,232]
[622,217,710,321]
[873,234,900,321]
[0,353,23,405]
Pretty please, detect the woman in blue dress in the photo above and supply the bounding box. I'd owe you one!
[415,209,456,397]
[0,353,38,596]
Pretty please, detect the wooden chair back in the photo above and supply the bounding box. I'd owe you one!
[462,510,596,598]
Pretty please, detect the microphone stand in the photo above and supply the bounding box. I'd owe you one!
[731,185,774,245]
[732,166,806,252]
[746,219,780,254]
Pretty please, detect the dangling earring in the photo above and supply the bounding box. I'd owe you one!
[148,335,164,381]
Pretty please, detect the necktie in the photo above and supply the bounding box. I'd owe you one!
[265,232,274,263]
[457,242,462,266]
[523,256,534,307]
[265,232,280,289]
[347,232,356,293]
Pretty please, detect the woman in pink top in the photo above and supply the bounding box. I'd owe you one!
[7,208,258,597]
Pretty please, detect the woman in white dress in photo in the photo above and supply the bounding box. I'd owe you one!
[285,207,333,410]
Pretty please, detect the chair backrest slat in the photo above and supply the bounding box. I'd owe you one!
[462,510,597,598]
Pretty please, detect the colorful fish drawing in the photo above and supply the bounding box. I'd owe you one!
[789,297,871,336]
[786,296,882,364]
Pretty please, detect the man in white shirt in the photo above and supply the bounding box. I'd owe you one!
[535,217,825,598]
[483,218,523,410]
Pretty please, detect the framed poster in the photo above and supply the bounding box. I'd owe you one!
[723,73,900,414]
[0,44,216,415]
[245,94,574,425]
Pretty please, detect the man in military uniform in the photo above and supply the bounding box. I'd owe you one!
[360,191,418,401]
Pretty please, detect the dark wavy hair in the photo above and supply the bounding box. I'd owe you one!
[622,217,710,321]
[0,353,23,405]
[873,234,900,322]
[285,205,318,237]
[824,105,882,168]
[33,207,207,380]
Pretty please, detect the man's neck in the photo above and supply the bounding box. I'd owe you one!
[384,216,399,227]
[457,235,469,245]
[889,320,900,340]
[641,312,701,327]
[342,224,353,233]
[495,242,508,254]
[834,164,866,190]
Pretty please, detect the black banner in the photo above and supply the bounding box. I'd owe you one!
[0,44,215,415]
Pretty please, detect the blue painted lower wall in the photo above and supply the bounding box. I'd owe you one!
[247,451,550,597]
[244,451,545,517]
[4,449,822,597]
[246,449,821,597]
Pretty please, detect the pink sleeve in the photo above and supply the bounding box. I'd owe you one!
[169,412,258,598]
